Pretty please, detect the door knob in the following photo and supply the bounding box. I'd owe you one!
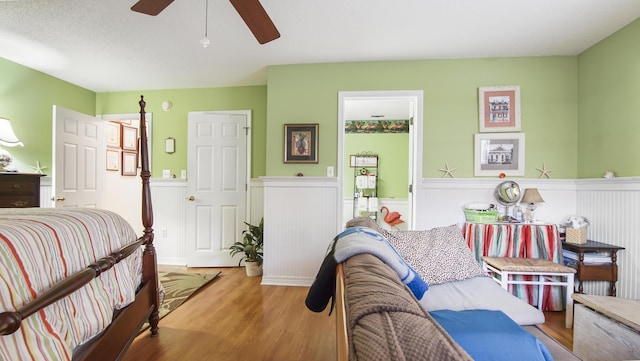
[52,196,66,202]
[187,196,195,201]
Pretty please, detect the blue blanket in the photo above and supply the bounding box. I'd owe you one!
[430,310,554,361]
[333,226,428,300]
[305,226,428,313]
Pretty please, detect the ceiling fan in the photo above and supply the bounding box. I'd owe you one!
[131,0,280,44]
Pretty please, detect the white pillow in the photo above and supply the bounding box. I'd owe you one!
[382,224,485,285]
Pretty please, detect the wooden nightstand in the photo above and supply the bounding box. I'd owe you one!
[562,240,625,296]
[0,173,45,208]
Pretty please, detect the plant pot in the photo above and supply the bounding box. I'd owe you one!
[245,261,263,277]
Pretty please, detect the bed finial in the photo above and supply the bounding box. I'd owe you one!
[139,95,146,112]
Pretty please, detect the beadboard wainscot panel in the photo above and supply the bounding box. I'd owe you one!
[575,177,640,300]
[249,178,264,226]
[151,179,188,265]
[40,176,53,208]
[416,178,577,230]
[261,177,340,286]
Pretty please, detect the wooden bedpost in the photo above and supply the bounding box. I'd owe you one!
[138,95,160,336]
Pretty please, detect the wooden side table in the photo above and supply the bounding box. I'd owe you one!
[562,240,625,296]
[0,173,44,208]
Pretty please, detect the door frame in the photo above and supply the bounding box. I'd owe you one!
[337,90,423,230]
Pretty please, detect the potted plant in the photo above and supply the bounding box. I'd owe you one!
[230,218,263,277]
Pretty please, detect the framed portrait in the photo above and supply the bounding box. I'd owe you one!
[478,86,521,132]
[121,151,138,176]
[106,149,119,171]
[474,133,525,176]
[106,122,121,148]
[284,124,318,163]
[121,125,138,151]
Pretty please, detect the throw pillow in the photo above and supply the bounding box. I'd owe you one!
[382,224,486,285]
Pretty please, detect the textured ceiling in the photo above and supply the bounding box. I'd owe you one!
[1,0,639,92]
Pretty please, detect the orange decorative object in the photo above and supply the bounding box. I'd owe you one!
[380,206,404,228]
[499,173,506,178]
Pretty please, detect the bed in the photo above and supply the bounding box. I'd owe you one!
[0,96,159,361]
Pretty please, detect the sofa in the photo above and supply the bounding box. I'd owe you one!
[306,219,581,361]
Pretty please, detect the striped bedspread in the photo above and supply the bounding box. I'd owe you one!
[0,208,142,361]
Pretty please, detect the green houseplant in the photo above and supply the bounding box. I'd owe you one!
[230,218,263,277]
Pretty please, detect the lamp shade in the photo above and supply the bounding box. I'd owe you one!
[0,118,23,147]
[522,188,544,204]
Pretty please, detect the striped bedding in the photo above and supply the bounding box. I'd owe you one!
[0,208,142,361]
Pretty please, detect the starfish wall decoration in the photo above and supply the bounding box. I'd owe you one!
[536,163,554,179]
[30,161,47,175]
[438,162,457,178]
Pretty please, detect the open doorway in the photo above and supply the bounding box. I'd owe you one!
[337,90,423,230]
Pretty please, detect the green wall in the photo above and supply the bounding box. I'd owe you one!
[4,17,640,180]
[0,58,95,173]
[266,57,578,178]
[96,87,267,178]
[344,132,409,198]
[577,18,640,178]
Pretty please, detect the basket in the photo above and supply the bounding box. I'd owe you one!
[565,227,587,244]
[463,209,498,223]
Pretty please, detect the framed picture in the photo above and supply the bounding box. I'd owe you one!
[474,133,525,176]
[121,125,138,151]
[478,86,521,132]
[121,151,138,176]
[284,124,318,163]
[106,122,121,148]
[106,149,119,171]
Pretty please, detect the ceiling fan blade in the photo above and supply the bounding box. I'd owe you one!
[131,0,175,16]
[230,0,280,44]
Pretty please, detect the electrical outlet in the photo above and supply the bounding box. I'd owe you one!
[162,169,171,178]
[327,166,334,177]
[161,228,168,237]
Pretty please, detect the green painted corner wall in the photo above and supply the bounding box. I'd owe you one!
[577,18,640,178]
[3,17,640,180]
[96,86,267,178]
[266,57,578,178]
[0,57,95,174]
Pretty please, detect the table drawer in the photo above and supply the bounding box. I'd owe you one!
[0,196,39,208]
[0,180,38,194]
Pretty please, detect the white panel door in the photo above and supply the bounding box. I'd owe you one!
[186,111,249,267]
[53,106,105,208]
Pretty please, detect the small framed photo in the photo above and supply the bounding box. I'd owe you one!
[121,151,138,176]
[474,133,525,176]
[284,124,318,164]
[106,149,119,171]
[106,122,121,148]
[121,125,138,151]
[478,86,521,132]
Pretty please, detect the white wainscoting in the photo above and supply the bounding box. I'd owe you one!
[416,178,577,229]
[261,177,340,286]
[574,178,640,299]
[38,176,638,298]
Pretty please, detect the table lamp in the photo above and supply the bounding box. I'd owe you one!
[0,117,24,171]
[521,188,544,223]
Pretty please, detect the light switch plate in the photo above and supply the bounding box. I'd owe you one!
[327,166,334,177]
[162,169,171,178]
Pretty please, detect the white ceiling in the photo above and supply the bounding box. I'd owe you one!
[1,0,640,93]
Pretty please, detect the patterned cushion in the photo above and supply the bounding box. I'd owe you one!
[382,224,486,285]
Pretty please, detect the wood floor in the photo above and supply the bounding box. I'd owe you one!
[123,266,573,361]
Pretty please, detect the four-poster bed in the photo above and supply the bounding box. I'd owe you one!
[0,96,159,360]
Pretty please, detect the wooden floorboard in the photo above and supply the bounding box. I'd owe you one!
[123,266,572,360]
